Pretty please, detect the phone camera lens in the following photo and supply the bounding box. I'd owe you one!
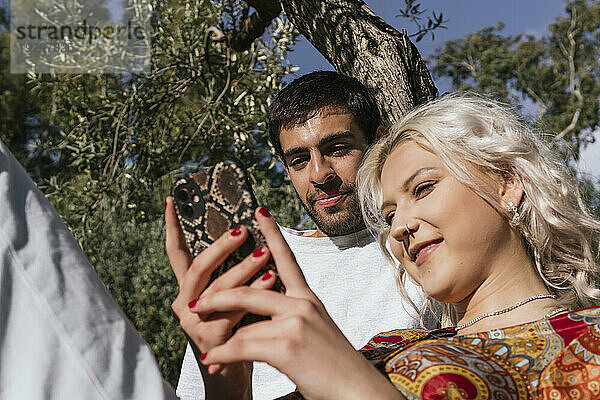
[182,204,194,219]
[177,188,189,202]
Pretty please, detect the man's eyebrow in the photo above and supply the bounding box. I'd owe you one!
[283,131,355,160]
[283,146,307,161]
[380,167,438,210]
[318,131,355,147]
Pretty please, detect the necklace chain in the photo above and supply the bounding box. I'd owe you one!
[455,294,557,331]
[544,307,569,319]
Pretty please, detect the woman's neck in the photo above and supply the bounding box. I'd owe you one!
[453,238,560,335]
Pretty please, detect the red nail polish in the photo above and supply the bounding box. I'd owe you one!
[258,207,271,218]
[188,298,198,308]
[165,199,168,210]
[200,353,207,361]
[231,226,242,236]
[261,270,272,281]
[253,246,265,257]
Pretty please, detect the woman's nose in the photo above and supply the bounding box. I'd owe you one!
[390,219,417,241]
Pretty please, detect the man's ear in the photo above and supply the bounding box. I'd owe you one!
[500,174,524,209]
[375,125,387,141]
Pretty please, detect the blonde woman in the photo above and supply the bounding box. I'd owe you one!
[167,93,600,399]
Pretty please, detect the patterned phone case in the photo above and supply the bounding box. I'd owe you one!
[171,161,285,326]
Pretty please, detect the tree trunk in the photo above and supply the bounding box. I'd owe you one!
[279,0,437,124]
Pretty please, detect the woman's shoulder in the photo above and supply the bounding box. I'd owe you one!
[361,327,456,351]
[379,306,600,399]
[535,306,600,398]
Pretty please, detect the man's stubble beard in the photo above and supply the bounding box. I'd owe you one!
[299,182,366,237]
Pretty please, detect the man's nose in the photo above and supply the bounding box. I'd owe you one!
[309,155,336,186]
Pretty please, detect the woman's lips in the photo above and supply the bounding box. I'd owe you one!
[415,240,443,266]
[315,193,346,207]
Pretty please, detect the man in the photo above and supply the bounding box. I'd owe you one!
[176,71,425,399]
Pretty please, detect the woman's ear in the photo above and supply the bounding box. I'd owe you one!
[500,174,524,209]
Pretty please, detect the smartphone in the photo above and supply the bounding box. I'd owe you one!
[171,160,285,326]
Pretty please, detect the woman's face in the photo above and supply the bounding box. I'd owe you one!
[380,141,513,303]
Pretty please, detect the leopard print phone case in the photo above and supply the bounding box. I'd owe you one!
[172,161,285,326]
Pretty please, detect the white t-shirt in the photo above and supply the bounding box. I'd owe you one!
[176,225,425,400]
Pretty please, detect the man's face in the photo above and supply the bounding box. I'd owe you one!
[280,110,369,237]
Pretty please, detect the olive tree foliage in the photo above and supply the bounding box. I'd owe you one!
[32,0,301,232]
[15,0,299,385]
[430,0,600,216]
[0,3,58,179]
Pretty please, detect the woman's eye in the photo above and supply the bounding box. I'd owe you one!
[384,212,395,227]
[413,181,436,198]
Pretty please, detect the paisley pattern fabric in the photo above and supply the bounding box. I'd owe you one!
[357,306,600,399]
[277,307,600,399]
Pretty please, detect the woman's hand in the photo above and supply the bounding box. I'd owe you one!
[193,208,404,400]
[165,197,276,399]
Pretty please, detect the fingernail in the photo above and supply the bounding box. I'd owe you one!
[199,352,207,361]
[258,207,271,218]
[165,198,168,210]
[231,226,242,236]
[188,298,198,308]
[261,270,272,281]
[253,246,265,257]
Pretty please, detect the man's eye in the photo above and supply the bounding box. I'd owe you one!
[289,156,308,167]
[329,145,350,155]
[413,181,436,198]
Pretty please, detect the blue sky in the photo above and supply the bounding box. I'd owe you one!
[285,0,599,181]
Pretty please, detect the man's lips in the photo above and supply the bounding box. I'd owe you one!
[409,239,443,266]
[314,192,347,207]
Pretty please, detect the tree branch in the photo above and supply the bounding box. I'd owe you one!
[279,0,437,123]
[229,0,282,51]
[218,0,437,121]
[553,7,583,143]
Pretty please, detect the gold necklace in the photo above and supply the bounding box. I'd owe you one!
[455,294,556,331]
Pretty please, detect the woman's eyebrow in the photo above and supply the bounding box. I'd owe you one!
[380,167,438,210]
[401,167,438,191]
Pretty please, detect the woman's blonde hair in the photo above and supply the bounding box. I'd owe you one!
[357,93,600,327]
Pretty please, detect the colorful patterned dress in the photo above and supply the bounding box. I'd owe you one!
[280,306,600,399]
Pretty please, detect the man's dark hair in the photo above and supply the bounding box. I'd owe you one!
[268,71,382,161]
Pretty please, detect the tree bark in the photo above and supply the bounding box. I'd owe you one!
[279,0,437,124]
[238,0,438,124]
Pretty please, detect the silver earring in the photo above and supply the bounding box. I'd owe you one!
[508,201,520,225]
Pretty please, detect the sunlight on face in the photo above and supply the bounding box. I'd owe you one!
[380,141,513,303]
[280,111,369,236]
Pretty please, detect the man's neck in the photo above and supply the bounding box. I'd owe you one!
[309,225,366,238]
[309,228,328,237]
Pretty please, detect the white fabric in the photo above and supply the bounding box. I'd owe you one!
[176,225,425,400]
[0,141,177,399]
